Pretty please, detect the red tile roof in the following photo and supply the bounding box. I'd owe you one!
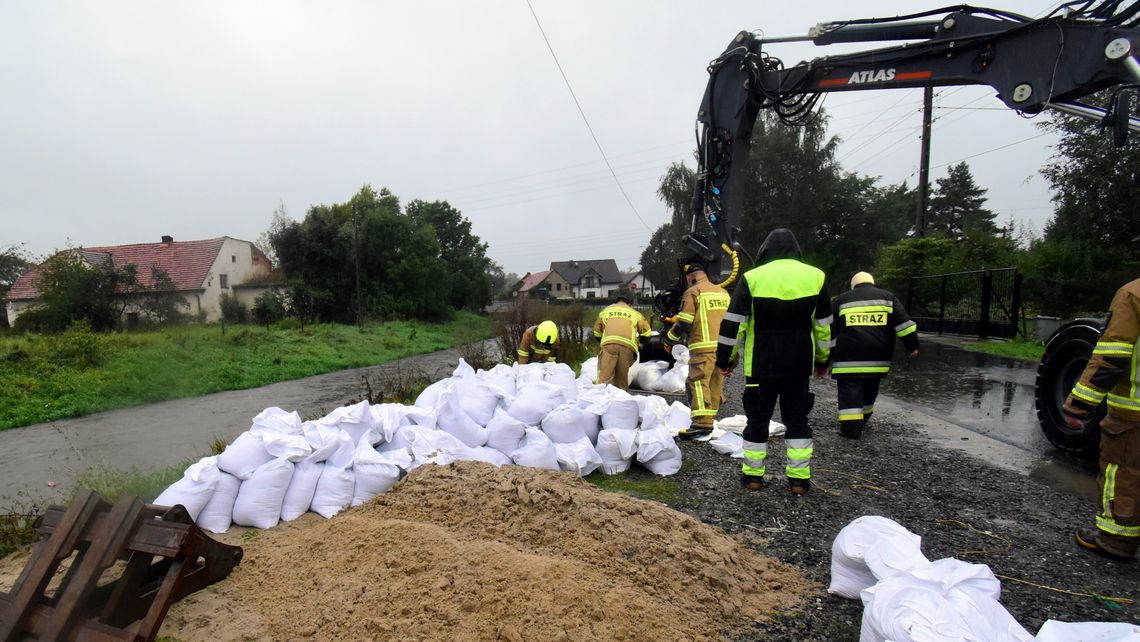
[517,270,552,293]
[6,238,227,300]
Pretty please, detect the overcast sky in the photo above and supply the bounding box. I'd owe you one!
[2,1,1074,276]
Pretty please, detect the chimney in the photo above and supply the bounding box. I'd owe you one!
[161,235,173,244]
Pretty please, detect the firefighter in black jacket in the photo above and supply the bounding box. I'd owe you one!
[829,272,919,439]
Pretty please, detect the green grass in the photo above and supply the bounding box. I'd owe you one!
[72,462,192,504]
[960,337,1045,362]
[0,312,493,430]
[586,470,684,504]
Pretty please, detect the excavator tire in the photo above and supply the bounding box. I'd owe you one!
[1034,318,1105,456]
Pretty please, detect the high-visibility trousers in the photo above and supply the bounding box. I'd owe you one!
[597,343,637,391]
[835,376,881,440]
[688,351,724,428]
[1093,413,1140,559]
[740,377,813,481]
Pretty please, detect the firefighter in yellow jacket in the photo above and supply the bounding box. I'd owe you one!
[667,261,731,439]
[517,320,559,365]
[1064,278,1140,562]
[593,296,651,390]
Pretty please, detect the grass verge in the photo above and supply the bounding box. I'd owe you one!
[0,312,492,430]
[960,337,1045,362]
[586,470,684,504]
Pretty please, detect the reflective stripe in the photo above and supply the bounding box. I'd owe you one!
[676,312,695,323]
[667,330,681,342]
[724,312,747,323]
[785,465,811,479]
[786,437,813,480]
[718,336,739,346]
[816,315,833,326]
[1072,382,1106,404]
[742,443,767,475]
[601,335,639,351]
[894,320,916,333]
[840,299,892,310]
[690,340,718,351]
[786,438,812,450]
[838,407,863,421]
[832,360,891,375]
[1098,463,1140,537]
[517,349,529,357]
[1094,341,1135,356]
[693,377,706,412]
[817,339,835,349]
[863,405,874,413]
[1106,393,1140,411]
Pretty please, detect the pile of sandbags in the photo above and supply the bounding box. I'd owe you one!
[830,515,1035,642]
[154,359,690,533]
[622,345,690,394]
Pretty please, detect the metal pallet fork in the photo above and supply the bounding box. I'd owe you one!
[0,490,243,641]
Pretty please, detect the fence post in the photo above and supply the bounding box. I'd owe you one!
[1011,271,1023,339]
[980,270,993,339]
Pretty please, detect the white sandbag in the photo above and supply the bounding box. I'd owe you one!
[602,397,641,430]
[654,366,687,394]
[232,458,295,529]
[280,459,324,521]
[553,435,604,476]
[634,394,670,430]
[351,440,413,506]
[153,456,220,522]
[197,472,241,534]
[250,406,303,435]
[436,382,489,447]
[261,431,312,462]
[627,361,642,387]
[542,403,600,444]
[369,403,433,442]
[671,343,690,364]
[595,429,638,475]
[635,361,669,391]
[859,569,1033,642]
[515,362,547,387]
[578,357,599,386]
[508,381,566,425]
[510,428,560,471]
[664,401,692,435]
[828,516,929,600]
[379,424,465,470]
[319,400,372,446]
[456,379,503,427]
[1035,621,1140,642]
[485,407,527,455]
[709,432,744,457]
[301,421,342,463]
[482,363,518,398]
[435,445,514,467]
[544,362,578,402]
[310,431,356,518]
[636,426,683,476]
[710,415,786,439]
[414,378,451,411]
[453,357,477,379]
[217,432,273,480]
[577,382,618,416]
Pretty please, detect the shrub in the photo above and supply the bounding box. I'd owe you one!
[50,320,106,368]
[495,299,591,367]
[252,290,287,328]
[219,294,248,324]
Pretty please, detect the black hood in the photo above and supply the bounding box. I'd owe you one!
[756,228,802,263]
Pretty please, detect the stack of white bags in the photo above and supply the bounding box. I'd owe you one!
[154,359,692,534]
[831,516,1140,642]
[626,344,690,394]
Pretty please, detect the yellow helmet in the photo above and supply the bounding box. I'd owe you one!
[536,320,558,346]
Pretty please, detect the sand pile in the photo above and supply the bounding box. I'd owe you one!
[159,461,809,641]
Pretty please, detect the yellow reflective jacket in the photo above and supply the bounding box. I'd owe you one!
[667,273,730,354]
[593,302,651,352]
[1066,278,1140,422]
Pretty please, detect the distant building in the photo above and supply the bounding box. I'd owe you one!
[5,236,281,325]
[514,270,573,300]
[549,259,624,299]
[623,270,659,298]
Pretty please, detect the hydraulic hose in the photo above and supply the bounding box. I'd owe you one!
[714,244,740,288]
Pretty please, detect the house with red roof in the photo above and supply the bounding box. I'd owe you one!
[512,269,572,300]
[5,236,281,326]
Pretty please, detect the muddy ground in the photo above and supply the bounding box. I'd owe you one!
[657,373,1138,640]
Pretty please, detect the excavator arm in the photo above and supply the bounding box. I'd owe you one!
[688,2,1140,267]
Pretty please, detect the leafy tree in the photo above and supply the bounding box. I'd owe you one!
[252,290,287,328]
[136,267,189,325]
[219,293,248,324]
[32,252,121,332]
[926,162,997,237]
[406,199,492,311]
[640,162,695,290]
[255,201,292,266]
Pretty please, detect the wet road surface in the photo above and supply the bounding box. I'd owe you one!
[876,337,1098,498]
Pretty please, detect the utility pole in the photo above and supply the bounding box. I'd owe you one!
[353,202,363,329]
[915,87,933,238]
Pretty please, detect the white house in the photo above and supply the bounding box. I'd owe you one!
[548,259,625,299]
[6,236,281,325]
[623,270,659,298]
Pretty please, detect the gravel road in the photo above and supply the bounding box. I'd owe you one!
[655,373,1138,640]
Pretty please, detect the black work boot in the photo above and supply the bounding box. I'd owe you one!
[839,421,863,440]
[740,474,764,491]
[678,426,713,440]
[1075,529,1134,563]
[788,478,810,495]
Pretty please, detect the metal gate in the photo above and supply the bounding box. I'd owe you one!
[906,268,1022,339]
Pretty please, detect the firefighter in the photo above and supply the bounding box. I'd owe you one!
[716,229,831,495]
[1063,278,1140,563]
[593,295,651,390]
[517,320,559,365]
[666,260,731,439]
[829,271,919,440]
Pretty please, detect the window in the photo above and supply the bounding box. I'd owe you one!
[220,274,229,289]
[231,255,236,263]
[555,283,562,291]
[587,291,596,299]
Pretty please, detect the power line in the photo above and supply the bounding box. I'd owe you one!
[929,133,1050,169]
[525,0,652,231]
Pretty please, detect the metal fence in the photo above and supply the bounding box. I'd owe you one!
[907,268,1022,339]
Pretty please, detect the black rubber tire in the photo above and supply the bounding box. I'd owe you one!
[1034,318,1106,456]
